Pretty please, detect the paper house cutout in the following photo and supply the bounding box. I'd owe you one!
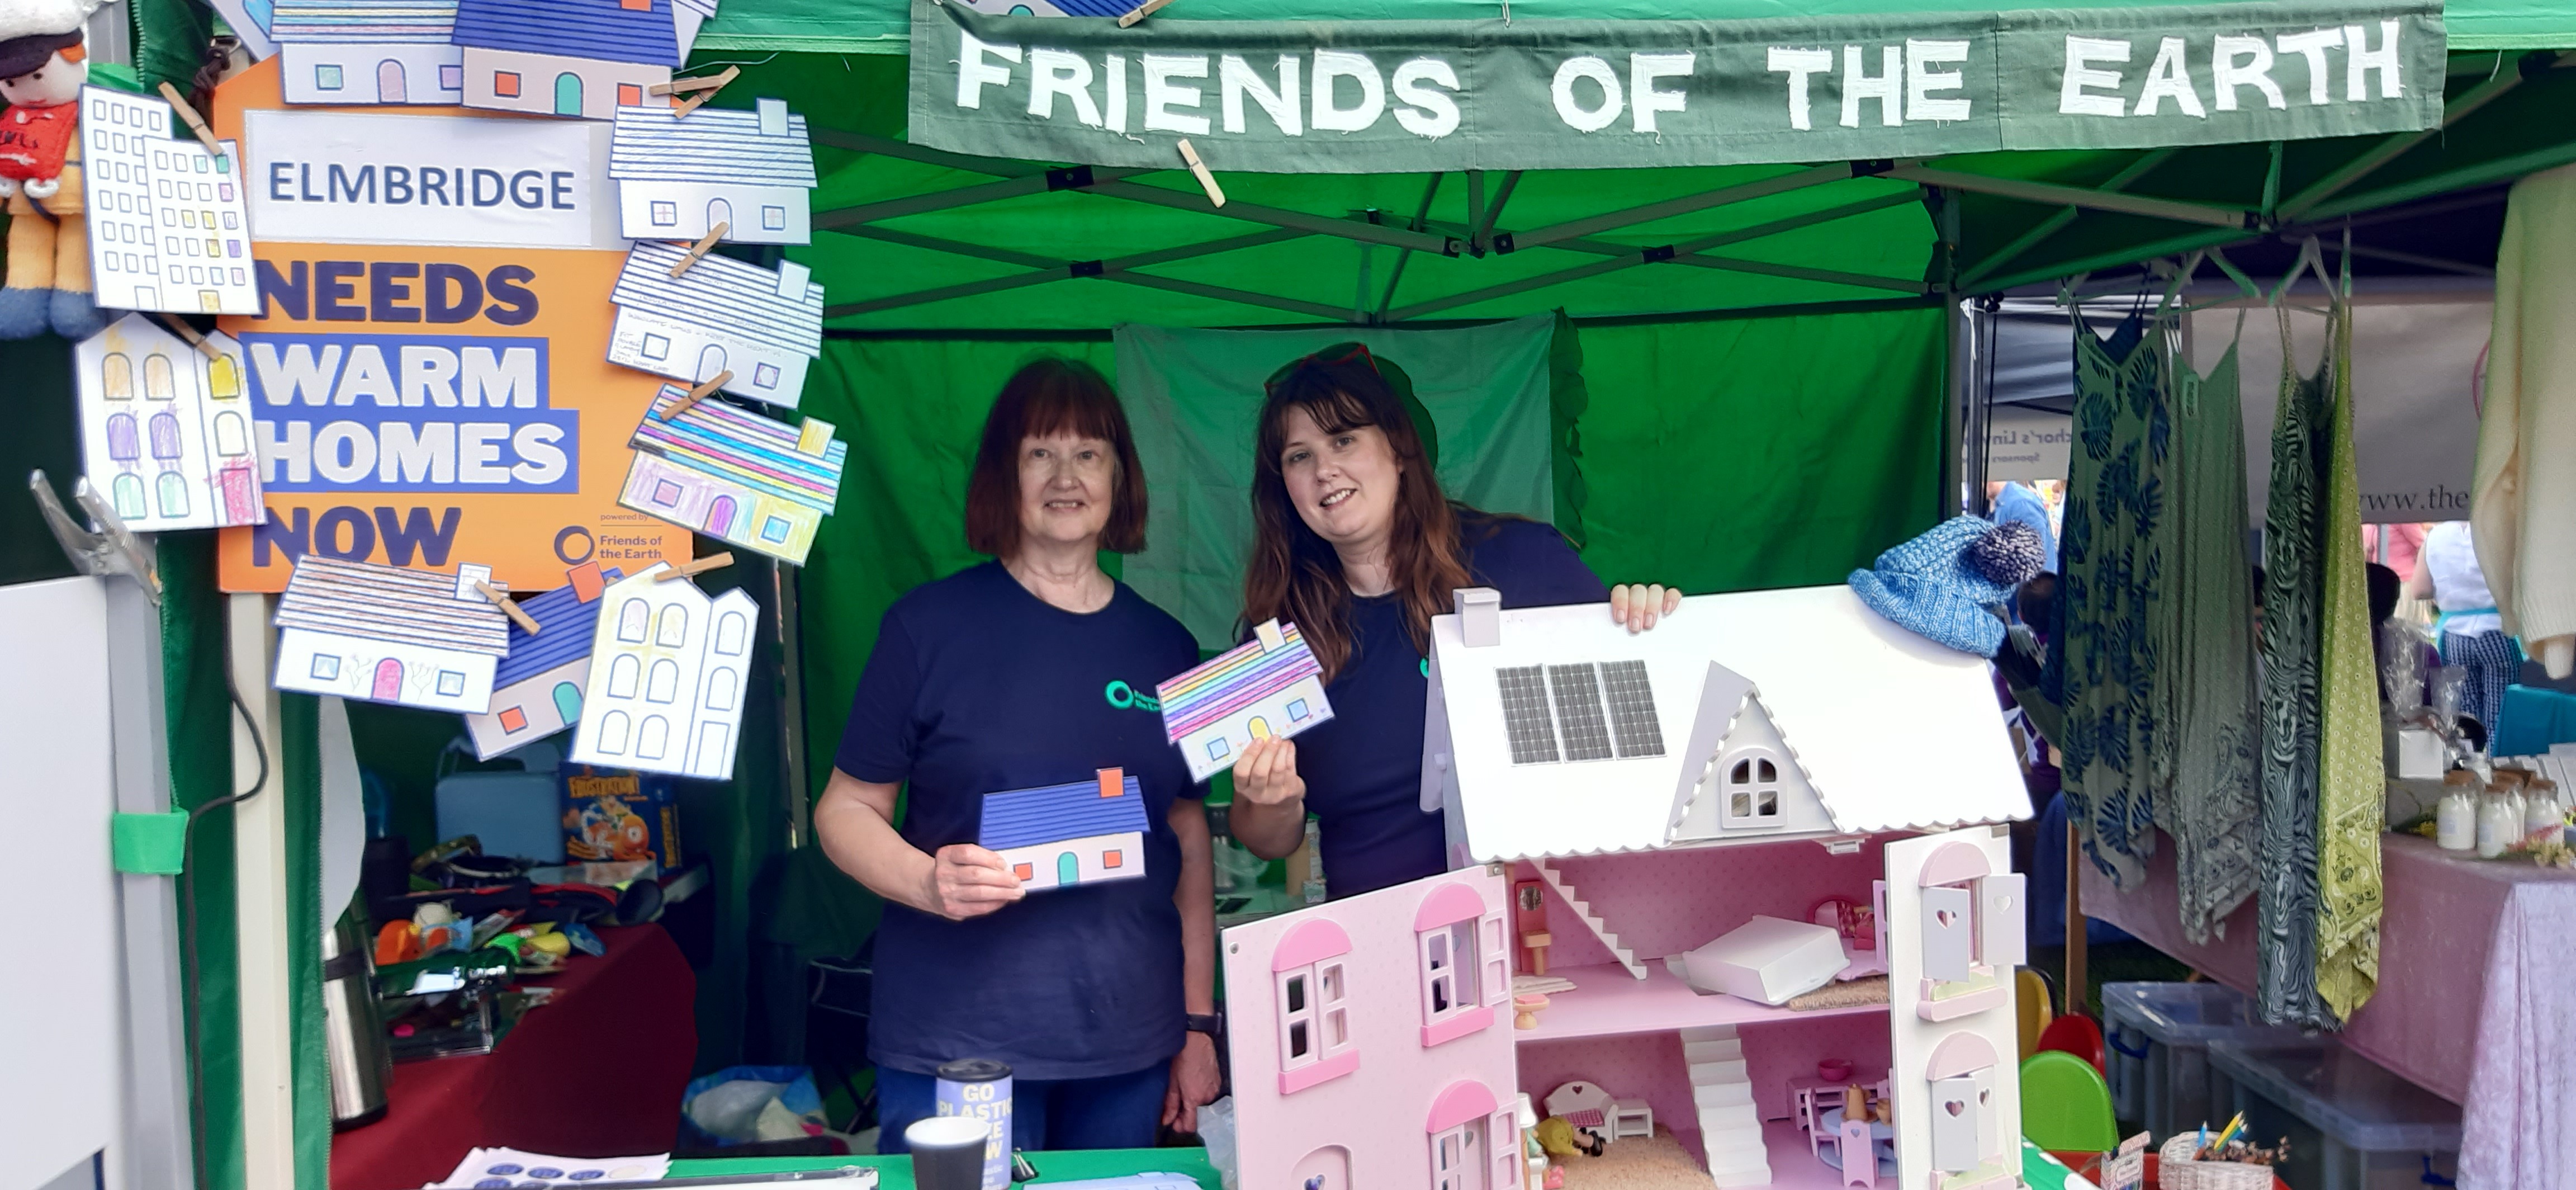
[609,99,816,244]
[80,86,258,316]
[451,0,680,120]
[671,0,718,56]
[1426,585,2030,865]
[569,563,756,780]
[1156,619,1333,783]
[607,242,823,409]
[274,0,465,105]
[618,382,845,564]
[1221,867,1521,1190]
[462,563,625,761]
[74,313,263,531]
[272,556,510,712]
[978,769,1150,891]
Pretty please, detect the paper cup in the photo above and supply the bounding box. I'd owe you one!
[906,1116,993,1190]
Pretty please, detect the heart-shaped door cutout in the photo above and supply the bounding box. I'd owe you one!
[1979,1089,1991,1105]
[1944,1099,1966,1117]
[1936,909,1958,928]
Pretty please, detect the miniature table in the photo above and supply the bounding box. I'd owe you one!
[1789,1073,1892,1134]
[1815,1107,1896,1178]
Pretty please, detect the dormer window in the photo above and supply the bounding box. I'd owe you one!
[1720,745,1786,828]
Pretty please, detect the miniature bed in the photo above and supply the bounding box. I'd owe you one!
[1223,585,2035,1190]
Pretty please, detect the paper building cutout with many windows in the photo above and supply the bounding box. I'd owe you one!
[618,382,845,564]
[609,99,816,244]
[1156,619,1333,783]
[74,313,264,531]
[451,0,680,120]
[569,563,756,780]
[274,0,465,105]
[272,556,510,712]
[607,241,823,409]
[80,86,257,315]
[1221,866,1521,1190]
[463,561,625,760]
[978,768,1150,891]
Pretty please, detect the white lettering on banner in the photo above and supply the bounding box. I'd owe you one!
[2212,35,2286,111]
[244,110,622,250]
[958,31,1020,109]
[1554,56,1623,132]
[2061,37,2132,116]
[1628,53,1695,133]
[1105,53,1130,133]
[1221,54,1302,136]
[1312,50,1385,133]
[1391,58,1462,138]
[1841,44,1902,128]
[2276,27,2343,105]
[2346,21,2403,100]
[1144,53,1210,135]
[1768,47,1834,130]
[2057,27,2403,118]
[2135,36,2205,117]
[1906,40,1972,121]
[1029,48,1103,126]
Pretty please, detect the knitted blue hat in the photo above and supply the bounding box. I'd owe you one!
[1849,516,2045,657]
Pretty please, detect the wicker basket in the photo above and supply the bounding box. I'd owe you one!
[2158,1134,2276,1190]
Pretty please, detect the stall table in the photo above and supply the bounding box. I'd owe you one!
[330,924,697,1190]
[2081,831,2576,1187]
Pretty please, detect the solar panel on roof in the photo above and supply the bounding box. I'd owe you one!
[1498,665,1560,765]
[1599,659,1665,758]
[1547,664,1614,761]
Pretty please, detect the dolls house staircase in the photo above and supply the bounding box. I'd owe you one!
[1682,1026,1772,1187]
[1532,861,1644,979]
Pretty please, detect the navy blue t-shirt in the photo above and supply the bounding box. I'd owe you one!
[834,563,1203,1081]
[1298,515,1608,899]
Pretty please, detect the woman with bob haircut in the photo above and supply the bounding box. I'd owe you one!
[817,358,1220,1151]
[1226,344,1678,898]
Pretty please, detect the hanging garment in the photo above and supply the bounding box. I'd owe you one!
[2053,310,2171,887]
[2314,290,2385,1023]
[2474,163,2576,680]
[2158,317,2260,945]
[2256,299,2333,1029]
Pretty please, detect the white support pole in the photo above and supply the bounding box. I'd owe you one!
[227,593,296,1190]
[105,578,193,1190]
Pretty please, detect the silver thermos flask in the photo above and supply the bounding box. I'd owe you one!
[323,911,392,1129]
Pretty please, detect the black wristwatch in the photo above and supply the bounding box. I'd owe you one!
[1185,1013,1224,1037]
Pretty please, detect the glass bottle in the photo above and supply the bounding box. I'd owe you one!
[2436,771,2479,852]
[2527,778,2565,843]
[2476,781,2523,858]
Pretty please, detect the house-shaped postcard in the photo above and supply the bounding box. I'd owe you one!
[672,0,717,56]
[451,0,680,119]
[569,563,757,780]
[1416,585,2033,1189]
[978,768,1150,891]
[463,561,625,760]
[1156,619,1333,783]
[74,312,262,532]
[607,241,823,410]
[273,557,510,713]
[609,98,816,244]
[1220,864,1522,1190]
[619,381,845,564]
[274,0,463,105]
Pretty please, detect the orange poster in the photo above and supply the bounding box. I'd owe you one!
[214,59,687,592]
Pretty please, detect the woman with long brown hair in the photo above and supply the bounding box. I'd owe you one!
[1227,344,1677,897]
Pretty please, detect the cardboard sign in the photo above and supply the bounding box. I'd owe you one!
[243,107,623,249]
[214,59,687,592]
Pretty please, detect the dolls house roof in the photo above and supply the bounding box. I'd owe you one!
[1426,584,2030,861]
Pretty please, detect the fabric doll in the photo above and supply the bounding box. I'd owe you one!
[0,0,106,339]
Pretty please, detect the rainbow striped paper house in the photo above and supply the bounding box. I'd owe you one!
[619,382,845,565]
[1157,620,1333,783]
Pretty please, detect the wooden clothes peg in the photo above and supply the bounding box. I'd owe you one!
[473,580,541,635]
[155,82,226,159]
[1117,0,1178,26]
[657,552,735,582]
[650,64,739,97]
[668,223,728,277]
[1176,139,1225,207]
[667,66,742,118]
[663,370,732,420]
[155,312,224,361]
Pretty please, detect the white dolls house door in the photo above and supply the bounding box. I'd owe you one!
[1920,885,1976,984]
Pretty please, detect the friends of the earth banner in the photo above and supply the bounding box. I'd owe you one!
[908,0,2442,172]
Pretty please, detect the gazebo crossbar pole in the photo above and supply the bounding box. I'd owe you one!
[1109,271,1359,322]
[1890,165,2253,228]
[2277,56,2536,220]
[2306,137,2576,221]
[1506,161,1859,251]
[1084,179,1460,253]
[1383,254,1646,322]
[1958,148,2177,287]
[1661,254,1929,293]
[815,167,1157,230]
[1474,170,1523,253]
[823,226,1317,319]
[2332,242,2494,277]
[1374,173,1449,321]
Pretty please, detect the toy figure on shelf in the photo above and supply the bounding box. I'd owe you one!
[0,0,104,339]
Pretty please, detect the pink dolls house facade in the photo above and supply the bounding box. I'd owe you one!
[1223,867,1523,1190]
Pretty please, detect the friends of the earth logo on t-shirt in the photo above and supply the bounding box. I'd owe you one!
[1103,679,1162,713]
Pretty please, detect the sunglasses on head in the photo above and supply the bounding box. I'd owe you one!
[1264,342,1380,393]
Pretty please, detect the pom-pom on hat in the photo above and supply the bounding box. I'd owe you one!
[1849,515,2038,657]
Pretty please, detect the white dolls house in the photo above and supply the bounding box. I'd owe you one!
[1226,584,2034,1190]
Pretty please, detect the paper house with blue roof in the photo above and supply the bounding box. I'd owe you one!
[610,99,817,244]
[1156,619,1333,783]
[463,561,626,760]
[620,382,845,564]
[608,240,825,409]
[979,768,1150,891]
[452,0,681,120]
[275,0,463,106]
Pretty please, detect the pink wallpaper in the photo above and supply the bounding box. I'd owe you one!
[1520,834,1891,971]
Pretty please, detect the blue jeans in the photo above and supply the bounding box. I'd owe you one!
[877,1062,1171,1154]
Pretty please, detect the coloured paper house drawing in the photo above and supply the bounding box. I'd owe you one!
[978,768,1150,891]
[1156,619,1333,783]
[272,557,510,712]
[1221,866,1521,1190]
[607,241,823,409]
[463,561,626,761]
[1408,585,2030,1188]
[619,382,845,565]
[569,563,757,780]
[80,87,258,315]
[671,0,718,56]
[451,0,680,120]
[609,99,816,244]
[74,313,263,531]
[274,0,464,105]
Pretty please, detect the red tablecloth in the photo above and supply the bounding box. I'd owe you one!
[331,924,697,1190]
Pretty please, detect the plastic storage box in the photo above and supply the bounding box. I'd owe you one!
[2206,1037,2462,1190]
[2102,981,2302,1140]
